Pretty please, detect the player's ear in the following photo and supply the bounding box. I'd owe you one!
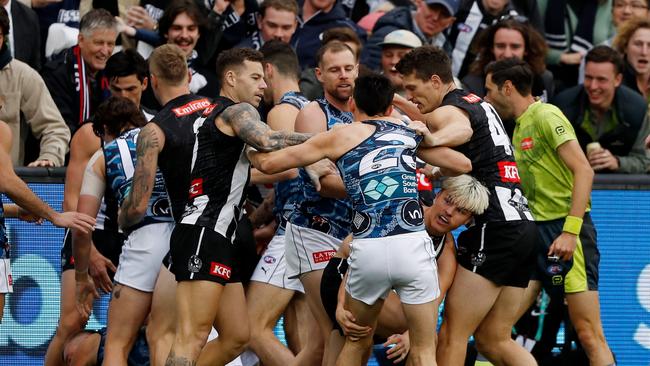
[384,104,393,116]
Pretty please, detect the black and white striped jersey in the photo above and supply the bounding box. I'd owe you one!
[152,94,214,223]
[441,89,534,224]
[178,96,250,242]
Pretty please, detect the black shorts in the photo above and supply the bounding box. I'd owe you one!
[531,213,599,293]
[232,216,259,285]
[321,256,348,335]
[456,220,537,288]
[167,223,237,284]
[60,229,125,277]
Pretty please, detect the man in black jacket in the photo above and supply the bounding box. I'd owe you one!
[42,9,117,136]
[552,45,650,174]
[2,0,41,71]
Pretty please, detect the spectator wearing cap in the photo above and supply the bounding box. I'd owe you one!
[0,6,69,167]
[447,0,542,80]
[552,45,650,174]
[360,0,458,71]
[379,29,422,93]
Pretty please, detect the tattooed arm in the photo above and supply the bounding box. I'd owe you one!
[220,103,312,152]
[118,123,165,230]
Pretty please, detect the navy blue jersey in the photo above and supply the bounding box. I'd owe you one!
[104,128,173,231]
[337,120,423,238]
[289,99,353,240]
[273,91,310,235]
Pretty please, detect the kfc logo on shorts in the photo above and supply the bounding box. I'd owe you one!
[172,98,212,117]
[189,178,203,198]
[520,137,534,151]
[498,162,521,183]
[462,93,481,104]
[210,262,232,280]
[312,250,335,264]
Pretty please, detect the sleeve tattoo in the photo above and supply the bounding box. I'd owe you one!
[118,126,160,229]
[222,103,312,152]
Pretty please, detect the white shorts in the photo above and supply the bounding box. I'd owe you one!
[346,231,440,305]
[0,258,12,293]
[250,234,304,292]
[285,222,342,278]
[114,222,173,292]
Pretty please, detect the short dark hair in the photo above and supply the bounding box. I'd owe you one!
[0,7,9,49]
[585,45,625,75]
[216,48,264,84]
[260,40,300,81]
[93,96,147,138]
[105,49,148,83]
[353,73,395,116]
[158,0,206,37]
[259,0,299,17]
[485,58,534,96]
[316,41,355,68]
[395,46,453,83]
[321,27,362,60]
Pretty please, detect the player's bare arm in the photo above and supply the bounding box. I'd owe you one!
[417,146,472,176]
[550,139,595,260]
[0,148,95,233]
[248,129,340,174]
[425,106,474,147]
[63,124,101,212]
[118,123,165,230]
[219,103,312,152]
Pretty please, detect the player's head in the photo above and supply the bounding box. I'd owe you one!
[315,41,358,104]
[396,46,454,113]
[484,58,533,120]
[148,44,189,102]
[105,49,149,107]
[260,40,300,103]
[426,174,489,235]
[92,96,147,141]
[216,47,266,107]
[351,73,395,118]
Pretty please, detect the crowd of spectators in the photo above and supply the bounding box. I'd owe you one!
[0,0,648,173]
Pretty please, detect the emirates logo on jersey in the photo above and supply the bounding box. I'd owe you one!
[498,162,521,183]
[521,137,534,151]
[172,98,212,117]
[189,178,203,198]
[462,93,481,104]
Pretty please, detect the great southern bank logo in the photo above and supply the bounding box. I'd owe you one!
[363,176,399,201]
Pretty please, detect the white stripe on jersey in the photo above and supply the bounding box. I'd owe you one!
[116,139,135,179]
[214,149,249,239]
[190,227,206,280]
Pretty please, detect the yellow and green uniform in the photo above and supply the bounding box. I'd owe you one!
[513,101,598,294]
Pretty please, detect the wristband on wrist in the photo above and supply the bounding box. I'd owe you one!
[562,215,583,235]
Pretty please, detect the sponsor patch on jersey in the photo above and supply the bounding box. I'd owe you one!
[361,172,417,204]
[462,93,482,104]
[172,98,212,117]
[498,161,521,183]
[351,211,371,235]
[401,199,424,227]
[210,262,232,280]
[520,137,534,151]
[554,125,566,136]
[312,250,335,264]
[416,169,432,191]
[189,178,203,198]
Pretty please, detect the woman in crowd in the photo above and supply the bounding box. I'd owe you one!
[614,17,650,101]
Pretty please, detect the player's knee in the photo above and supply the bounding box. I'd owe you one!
[474,334,503,358]
[573,318,605,351]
